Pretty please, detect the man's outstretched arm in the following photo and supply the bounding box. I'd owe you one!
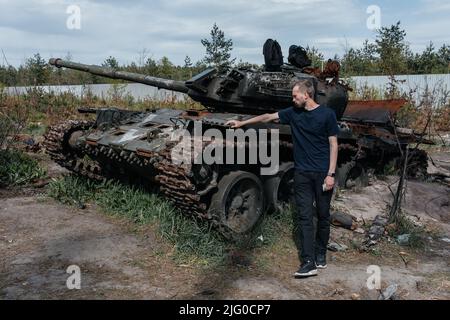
[225,112,280,128]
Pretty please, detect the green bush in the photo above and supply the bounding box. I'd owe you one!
[0,150,46,187]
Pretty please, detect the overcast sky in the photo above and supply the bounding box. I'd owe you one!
[1,0,449,67]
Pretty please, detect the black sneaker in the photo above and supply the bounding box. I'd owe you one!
[294,260,318,278]
[316,254,327,269]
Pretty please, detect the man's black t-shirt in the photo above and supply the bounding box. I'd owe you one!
[278,105,339,172]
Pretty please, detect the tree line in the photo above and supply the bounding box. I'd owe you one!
[0,21,448,87]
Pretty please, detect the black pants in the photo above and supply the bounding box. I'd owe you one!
[293,170,333,263]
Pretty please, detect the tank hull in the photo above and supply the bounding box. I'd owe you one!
[44,102,428,238]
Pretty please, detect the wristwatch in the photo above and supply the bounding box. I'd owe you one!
[327,172,335,177]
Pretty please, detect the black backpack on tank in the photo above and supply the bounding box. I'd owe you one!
[263,39,283,72]
[288,45,312,69]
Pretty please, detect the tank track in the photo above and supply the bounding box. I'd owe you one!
[43,120,104,180]
[153,143,239,238]
[153,143,208,218]
[338,141,428,177]
[43,120,237,236]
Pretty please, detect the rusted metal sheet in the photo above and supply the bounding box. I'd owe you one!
[343,99,407,125]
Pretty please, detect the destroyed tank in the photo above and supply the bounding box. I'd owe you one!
[44,53,428,239]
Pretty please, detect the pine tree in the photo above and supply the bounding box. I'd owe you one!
[102,56,119,69]
[375,21,410,75]
[437,44,450,73]
[184,55,193,79]
[25,53,49,85]
[183,55,192,68]
[201,23,235,73]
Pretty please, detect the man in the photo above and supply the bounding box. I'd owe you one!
[226,79,339,278]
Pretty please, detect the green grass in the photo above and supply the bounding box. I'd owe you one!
[0,149,46,187]
[47,175,292,266]
[47,175,97,207]
[249,206,294,247]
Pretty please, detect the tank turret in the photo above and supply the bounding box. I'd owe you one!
[49,57,349,119]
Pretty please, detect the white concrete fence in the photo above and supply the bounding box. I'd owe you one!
[3,74,450,106]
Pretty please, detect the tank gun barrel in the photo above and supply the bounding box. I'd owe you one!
[49,58,189,93]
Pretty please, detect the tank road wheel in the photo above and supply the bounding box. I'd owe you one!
[264,162,295,213]
[208,171,265,237]
[336,161,369,189]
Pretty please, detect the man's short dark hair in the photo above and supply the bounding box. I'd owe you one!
[293,80,315,98]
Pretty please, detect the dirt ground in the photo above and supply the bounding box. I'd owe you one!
[1,155,449,300]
